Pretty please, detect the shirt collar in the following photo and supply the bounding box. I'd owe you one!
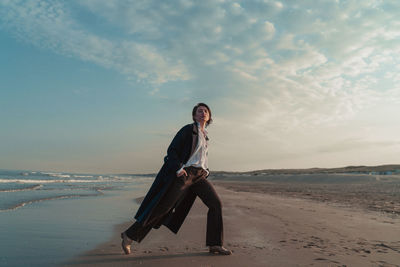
[196,122,208,135]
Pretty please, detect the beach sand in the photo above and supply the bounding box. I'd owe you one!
[64,179,400,267]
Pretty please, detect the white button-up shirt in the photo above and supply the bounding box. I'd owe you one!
[177,123,209,175]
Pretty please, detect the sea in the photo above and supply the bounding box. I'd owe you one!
[0,169,153,267]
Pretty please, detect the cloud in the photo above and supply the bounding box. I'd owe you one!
[0,0,191,85]
[1,0,400,170]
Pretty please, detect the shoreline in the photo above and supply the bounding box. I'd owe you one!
[64,180,400,266]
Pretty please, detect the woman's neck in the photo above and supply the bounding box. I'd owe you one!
[197,121,206,131]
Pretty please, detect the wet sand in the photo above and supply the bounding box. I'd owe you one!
[64,175,400,267]
[215,174,400,216]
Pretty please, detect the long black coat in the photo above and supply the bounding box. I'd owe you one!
[134,123,206,234]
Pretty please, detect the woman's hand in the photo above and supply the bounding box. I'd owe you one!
[177,169,188,177]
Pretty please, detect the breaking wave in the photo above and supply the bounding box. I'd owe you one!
[0,184,42,192]
[0,191,103,212]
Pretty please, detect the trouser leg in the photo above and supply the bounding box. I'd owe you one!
[190,178,223,246]
[125,221,153,242]
[125,177,188,242]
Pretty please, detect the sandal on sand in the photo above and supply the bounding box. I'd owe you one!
[209,246,232,255]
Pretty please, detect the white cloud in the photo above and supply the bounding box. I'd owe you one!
[274,1,283,9]
[231,3,243,15]
[0,0,191,85]
[263,21,275,39]
[2,0,400,169]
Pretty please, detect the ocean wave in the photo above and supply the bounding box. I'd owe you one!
[72,175,94,178]
[0,178,111,184]
[40,172,71,178]
[128,176,154,182]
[0,184,42,192]
[0,191,103,212]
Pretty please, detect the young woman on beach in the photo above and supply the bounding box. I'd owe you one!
[120,103,231,255]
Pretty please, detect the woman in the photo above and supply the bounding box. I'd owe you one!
[121,103,231,255]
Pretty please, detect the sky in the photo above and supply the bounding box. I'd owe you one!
[1,0,399,174]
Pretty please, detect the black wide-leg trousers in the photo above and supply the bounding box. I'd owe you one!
[125,166,223,246]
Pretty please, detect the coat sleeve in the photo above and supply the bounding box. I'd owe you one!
[166,125,191,173]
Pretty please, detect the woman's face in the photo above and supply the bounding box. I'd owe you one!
[194,106,210,124]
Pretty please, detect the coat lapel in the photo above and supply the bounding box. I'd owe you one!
[190,123,198,158]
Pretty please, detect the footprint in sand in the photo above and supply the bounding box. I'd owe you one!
[314,258,341,265]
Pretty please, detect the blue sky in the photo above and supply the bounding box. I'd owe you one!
[1,0,399,173]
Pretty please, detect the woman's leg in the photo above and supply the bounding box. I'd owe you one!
[124,176,188,243]
[190,178,223,246]
[125,221,153,243]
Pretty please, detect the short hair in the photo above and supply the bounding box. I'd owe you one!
[192,103,212,126]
